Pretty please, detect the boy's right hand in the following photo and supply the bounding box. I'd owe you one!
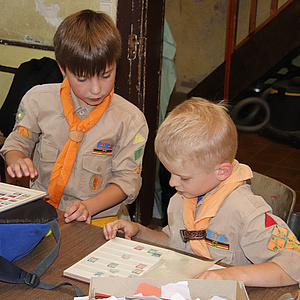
[7,157,38,179]
[103,219,140,240]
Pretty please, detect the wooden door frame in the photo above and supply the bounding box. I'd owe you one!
[116,0,165,225]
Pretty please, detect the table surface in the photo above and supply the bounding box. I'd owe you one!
[1,210,299,300]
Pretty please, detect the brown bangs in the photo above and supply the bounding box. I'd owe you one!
[53,10,121,77]
[61,46,116,78]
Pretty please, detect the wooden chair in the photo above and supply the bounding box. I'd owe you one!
[248,171,296,223]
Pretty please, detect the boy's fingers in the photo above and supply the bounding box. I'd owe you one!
[6,166,16,178]
[16,161,28,176]
[65,202,79,216]
[65,202,90,223]
[75,212,89,222]
[103,222,118,240]
[102,226,108,238]
[64,205,78,222]
[21,158,37,176]
[12,164,24,178]
[65,211,80,223]
[27,165,38,178]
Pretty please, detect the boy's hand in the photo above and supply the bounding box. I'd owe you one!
[198,262,298,287]
[198,269,235,281]
[103,219,139,240]
[64,200,92,224]
[7,157,38,179]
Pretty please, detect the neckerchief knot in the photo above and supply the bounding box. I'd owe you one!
[182,160,253,258]
[46,77,113,208]
[69,130,84,142]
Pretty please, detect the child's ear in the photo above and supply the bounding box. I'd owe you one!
[216,162,233,181]
[56,61,66,77]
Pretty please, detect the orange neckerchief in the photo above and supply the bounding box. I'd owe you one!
[45,77,113,208]
[182,160,253,258]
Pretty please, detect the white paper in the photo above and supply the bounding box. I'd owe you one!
[142,251,216,279]
[161,281,191,299]
[170,293,186,300]
[126,295,160,300]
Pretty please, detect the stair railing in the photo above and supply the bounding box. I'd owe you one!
[224,0,294,101]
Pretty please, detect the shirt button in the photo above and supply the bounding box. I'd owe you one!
[63,196,68,200]
[79,110,85,116]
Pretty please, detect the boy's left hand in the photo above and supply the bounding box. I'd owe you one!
[64,200,92,224]
[198,268,236,281]
[198,262,298,287]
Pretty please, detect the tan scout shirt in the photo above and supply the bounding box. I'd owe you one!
[163,184,300,283]
[1,83,148,218]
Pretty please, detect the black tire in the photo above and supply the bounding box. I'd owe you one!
[230,97,271,132]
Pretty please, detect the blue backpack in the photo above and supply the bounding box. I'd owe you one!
[0,199,84,296]
[0,198,55,261]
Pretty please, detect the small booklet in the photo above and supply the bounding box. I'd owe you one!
[63,237,219,284]
[0,182,47,213]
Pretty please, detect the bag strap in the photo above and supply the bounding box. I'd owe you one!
[0,219,85,297]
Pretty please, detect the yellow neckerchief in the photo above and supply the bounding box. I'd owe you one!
[182,160,253,258]
[46,77,113,208]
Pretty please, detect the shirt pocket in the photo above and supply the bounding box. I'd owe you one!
[207,244,234,265]
[35,140,59,184]
[79,153,112,194]
[38,140,59,162]
[82,153,112,174]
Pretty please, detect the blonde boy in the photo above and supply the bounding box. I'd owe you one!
[104,98,300,287]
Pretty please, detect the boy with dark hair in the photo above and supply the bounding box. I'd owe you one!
[1,10,148,226]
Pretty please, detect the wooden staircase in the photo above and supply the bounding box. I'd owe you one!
[187,0,300,103]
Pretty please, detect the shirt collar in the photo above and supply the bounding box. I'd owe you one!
[70,88,94,115]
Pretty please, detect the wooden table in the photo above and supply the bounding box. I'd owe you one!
[1,210,299,299]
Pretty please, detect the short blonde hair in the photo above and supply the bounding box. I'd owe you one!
[155,97,238,171]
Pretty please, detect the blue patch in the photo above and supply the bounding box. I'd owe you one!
[93,141,114,155]
[97,141,113,150]
[206,229,228,243]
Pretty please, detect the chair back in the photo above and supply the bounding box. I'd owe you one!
[248,172,296,223]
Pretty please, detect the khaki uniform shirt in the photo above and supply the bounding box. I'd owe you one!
[163,184,300,283]
[1,83,148,218]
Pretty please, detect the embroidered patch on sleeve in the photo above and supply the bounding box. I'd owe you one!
[134,148,143,161]
[134,164,142,176]
[17,126,29,137]
[267,225,300,252]
[265,213,277,227]
[93,141,113,155]
[133,133,146,144]
[205,229,229,250]
[16,107,25,124]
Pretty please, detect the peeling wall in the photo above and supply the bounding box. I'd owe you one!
[0,0,117,107]
[165,0,289,94]
[0,0,117,46]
